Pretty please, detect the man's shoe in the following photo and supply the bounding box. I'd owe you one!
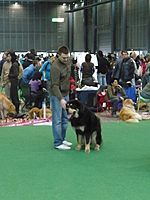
[55,144,71,150]
[63,140,72,146]
[112,114,118,118]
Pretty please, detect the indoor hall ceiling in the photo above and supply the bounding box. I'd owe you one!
[34,0,75,2]
[0,0,76,2]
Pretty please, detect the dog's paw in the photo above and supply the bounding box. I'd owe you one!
[75,144,81,150]
[94,144,100,151]
[85,145,90,153]
[85,148,90,153]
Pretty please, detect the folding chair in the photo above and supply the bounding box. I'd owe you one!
[137,88,150,114]
[96,86,114,116]
[20,84,34,111]
[97,85,121,116]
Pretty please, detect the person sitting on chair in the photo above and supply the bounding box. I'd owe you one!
[142,67,150,89]
[141,82,150,99]
[29,71,46,109]
[106,77,128,117]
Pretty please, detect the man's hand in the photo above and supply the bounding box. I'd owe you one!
[75,62,80,68]
[120,96,124,101]
[118,84,122,88]
[60,99,67,109]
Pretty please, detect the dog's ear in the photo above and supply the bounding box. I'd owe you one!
[8,104,16,114]
[77,100,85,113]
[128,99,134,105]
[131,100,134,105]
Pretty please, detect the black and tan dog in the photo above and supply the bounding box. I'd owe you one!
[66,99,102,153]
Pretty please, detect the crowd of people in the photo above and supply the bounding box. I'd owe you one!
[1,46,150,149]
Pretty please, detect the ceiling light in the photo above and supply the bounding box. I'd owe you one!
[52,18,64,23]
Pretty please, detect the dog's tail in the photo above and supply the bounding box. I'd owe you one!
[126,118,139,123]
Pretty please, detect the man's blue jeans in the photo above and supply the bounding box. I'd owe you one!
[51,95,69,147]
[108,96,128,115]
[141,91,150,99]
[97,73,107,86]
[108,97,121,115]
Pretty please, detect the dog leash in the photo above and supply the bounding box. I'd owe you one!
[74,65,78,100]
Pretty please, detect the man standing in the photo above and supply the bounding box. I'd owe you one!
[50,45,72,150]
[0,52,7,76]
[40,56,55,107]
[1,51,12,99]
[96,50,109,86]
[118,51,135,86]
[112,51,123,79]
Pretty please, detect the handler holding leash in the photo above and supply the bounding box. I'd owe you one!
[49,45,73,150]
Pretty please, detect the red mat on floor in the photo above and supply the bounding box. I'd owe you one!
[0,118,51,127]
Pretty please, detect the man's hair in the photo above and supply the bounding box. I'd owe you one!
[85,54,91,62]
[58,45,69,55]
[27,53,35,60]
[33,60,39,66]
[97,50,103,57]
[122,50,128,55]
[110,77,118,85]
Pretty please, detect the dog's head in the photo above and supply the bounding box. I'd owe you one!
[66,99,85,120]
[28,107,40,119]
[123,99,134,108]
[8,104,16,114]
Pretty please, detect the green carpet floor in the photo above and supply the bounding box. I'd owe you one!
[0,121,150,200]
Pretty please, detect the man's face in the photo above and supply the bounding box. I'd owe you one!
[35,61,41,69]
[58,53,69,64]
[122,52,128,59]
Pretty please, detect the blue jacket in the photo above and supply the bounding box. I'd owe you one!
[40,60,51,81]
[22,64,38,84]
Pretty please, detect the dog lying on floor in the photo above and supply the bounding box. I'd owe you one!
[39,107,52,119]
[66,99,102,153]
[119,99,142,123]
[28,107,40,119]
[28,107,52,119]
[0,92,16,119]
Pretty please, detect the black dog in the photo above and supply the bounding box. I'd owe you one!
[66,99,102,153]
